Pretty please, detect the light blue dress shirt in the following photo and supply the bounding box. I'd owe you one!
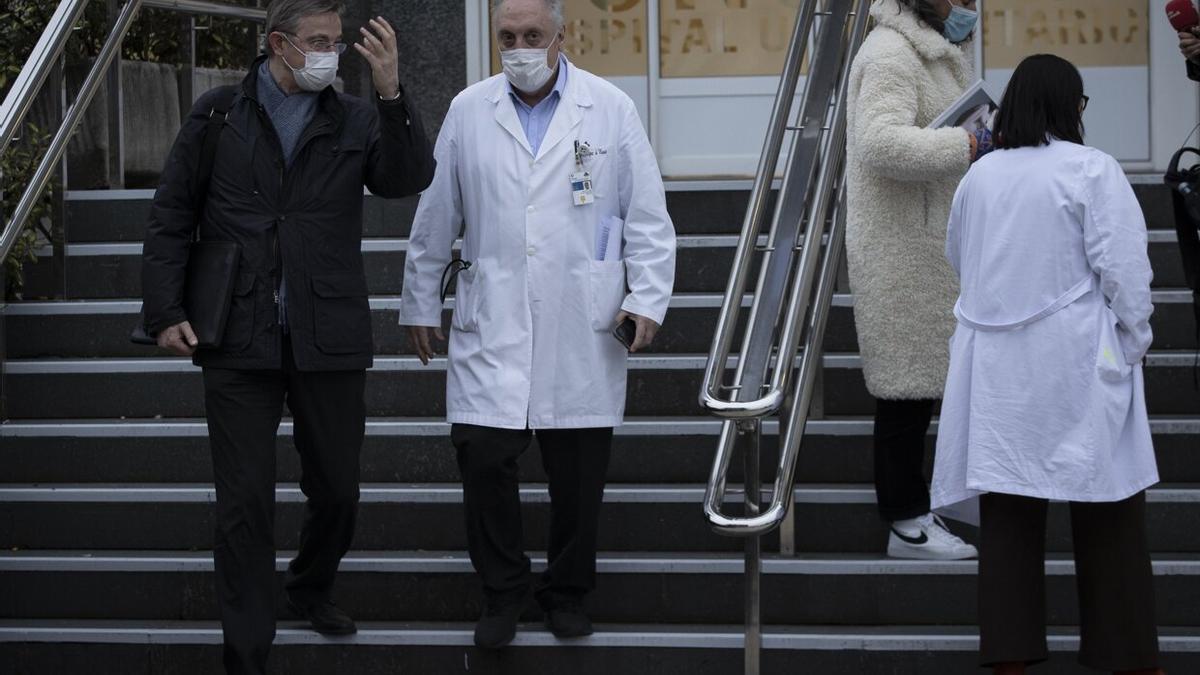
[508,55,568,156]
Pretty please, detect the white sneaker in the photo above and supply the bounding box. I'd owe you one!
[886,513,978,560]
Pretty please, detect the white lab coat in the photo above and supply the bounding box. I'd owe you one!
[399,60,676,430]
[930,140,1159,523]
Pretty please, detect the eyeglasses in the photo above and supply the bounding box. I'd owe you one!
[285,33,347,55]
[1081,95,1090,111]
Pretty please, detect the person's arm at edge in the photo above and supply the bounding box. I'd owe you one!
[141,89,225,335]
[399,100,463,363]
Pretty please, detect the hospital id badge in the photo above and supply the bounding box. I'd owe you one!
[570,171,594,206]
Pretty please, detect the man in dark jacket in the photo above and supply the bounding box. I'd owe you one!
[140,1,434,673]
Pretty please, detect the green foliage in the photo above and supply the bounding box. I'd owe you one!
[1,123,55,300]
[1,0,261,296]
[70,3,263,70]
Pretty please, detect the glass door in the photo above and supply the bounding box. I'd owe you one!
[466,0,1199,176]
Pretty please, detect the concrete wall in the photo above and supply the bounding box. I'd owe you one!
[361,0,467,140]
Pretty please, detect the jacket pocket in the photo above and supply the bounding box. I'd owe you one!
[588,260,626,331]
[583,152,612,198]
[311,272,372,355]
[450,265,480,333]
[1096,306,1133,382]
[218,272,257,353]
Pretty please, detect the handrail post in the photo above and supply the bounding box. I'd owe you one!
[106,0,126,189]
[0,265,7,420]
[740,418,762,675]
[179,14,196,117]
[50,57,69,299]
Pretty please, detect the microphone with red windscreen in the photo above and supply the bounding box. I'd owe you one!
[1167,0,1200,32]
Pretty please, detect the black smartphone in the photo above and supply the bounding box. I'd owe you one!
[612,317,637,351]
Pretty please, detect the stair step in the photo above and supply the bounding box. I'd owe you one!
[3,621,1198,674]
[59,186,756,241]
[22,235,783,298]
[1,552,1197,625]
[2,484,1197,553]
[5,352,1199,419]
[55,181,1183,241]
[18,229,1192,299]
[6,291,1197,358]
[2,417,1198,484]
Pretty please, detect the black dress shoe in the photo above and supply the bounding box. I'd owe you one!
[544,600,593,638]
[287,597,357,636]
[474,594,527,649]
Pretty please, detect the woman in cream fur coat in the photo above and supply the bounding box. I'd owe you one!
[845,0,982,559]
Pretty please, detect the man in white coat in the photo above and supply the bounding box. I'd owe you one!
[399,0,676,650]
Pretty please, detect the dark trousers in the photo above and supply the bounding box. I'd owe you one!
[202,340,365,675]
[451,424,613,609]
[873,398,936,521]
[979,492,1160,670]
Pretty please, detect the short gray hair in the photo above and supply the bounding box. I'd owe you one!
[491,0,565,29]
[266,0,346,35]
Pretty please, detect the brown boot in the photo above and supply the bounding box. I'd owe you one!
[993,664,1026,675]
[1115,670,1165,675]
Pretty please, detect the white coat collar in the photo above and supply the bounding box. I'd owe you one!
[486,57,593,160]
[870,0,967,63]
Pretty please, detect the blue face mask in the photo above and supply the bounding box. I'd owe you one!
[942,3,978,43]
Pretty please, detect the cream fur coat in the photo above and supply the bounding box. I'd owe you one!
[845,0,974,399]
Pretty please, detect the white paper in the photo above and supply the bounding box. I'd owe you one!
[596,215,624,261]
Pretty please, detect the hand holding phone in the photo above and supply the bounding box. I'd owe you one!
[612,317,637,351]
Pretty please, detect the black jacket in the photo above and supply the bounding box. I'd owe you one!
[142,57,435,371]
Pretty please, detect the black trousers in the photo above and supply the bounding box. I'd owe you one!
[873,398,937,521]
[451,424,613,609]
[979,492,1160,670]
[202,339,365,675]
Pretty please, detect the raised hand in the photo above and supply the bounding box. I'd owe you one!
[356,16,401,99]
[1180,30,1200,62]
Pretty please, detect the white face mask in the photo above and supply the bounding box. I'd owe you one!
[500,39,558,93]
[283,34,338,92]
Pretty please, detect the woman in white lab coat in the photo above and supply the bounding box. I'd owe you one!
[930,55,1163,675]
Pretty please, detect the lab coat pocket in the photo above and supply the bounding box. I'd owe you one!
[451,265,480,333]
[1096,306,1132,382]
[594,216,624,262]
[588,259,626,331]
[583,151,612,197]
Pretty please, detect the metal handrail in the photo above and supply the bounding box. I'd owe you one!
[0,1,91,161]
[0,0,264,269]
[698,2,872,672]
[697,0,819,420]
[143,0,265,20]
[700,2,868,667]
[702,0,871,535]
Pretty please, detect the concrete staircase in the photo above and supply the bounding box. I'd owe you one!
[1,181,1197,673]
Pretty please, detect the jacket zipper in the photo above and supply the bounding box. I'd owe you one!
[253,100,336,332]
[255,102,287,329]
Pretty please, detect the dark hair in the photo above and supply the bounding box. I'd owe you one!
[896,0,946,35]
[992,54,1085,149]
